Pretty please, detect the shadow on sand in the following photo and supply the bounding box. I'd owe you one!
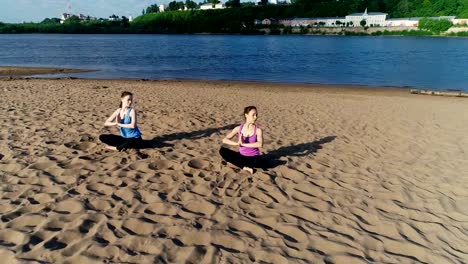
[100,124,237,150]
[149,124,237,147]
[261,136,337,170]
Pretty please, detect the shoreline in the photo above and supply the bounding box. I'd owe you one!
[0,66,96,77]
[3,66,467,96]
[0,65,424,95]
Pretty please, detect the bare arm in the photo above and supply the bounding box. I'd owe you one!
[240,128,263,148]
[222,126,241,146]
[104,109,120,127]
[117,108,137,129]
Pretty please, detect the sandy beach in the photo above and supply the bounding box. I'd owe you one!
[0,76,467,263]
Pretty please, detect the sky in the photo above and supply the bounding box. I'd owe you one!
[0,0,206,23]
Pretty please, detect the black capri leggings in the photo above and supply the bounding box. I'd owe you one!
[219,147,262,169]
[99,134,143,151]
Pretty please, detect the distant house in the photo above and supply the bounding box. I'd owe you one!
[60,13,73,24]
[453,18,468,25]
[286,18,315,27]
[385,18,419,27]
[346,9,387,27]
[279,17,344,27]
[78,14,96,22]
[159,4,165,12]
[108,14,119,21]
[262,18,277,25]
[200,3,225,10]
[314,17,346,27]
[272,10,461,28]
[60,13,96,23]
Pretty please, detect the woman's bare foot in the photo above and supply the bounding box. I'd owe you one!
[105,146,118,151]
[242,167,254,174]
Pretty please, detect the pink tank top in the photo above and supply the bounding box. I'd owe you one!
[238,123,260,157]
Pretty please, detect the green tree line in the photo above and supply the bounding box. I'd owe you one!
[0,0,467,34]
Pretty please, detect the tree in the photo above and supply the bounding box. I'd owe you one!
[178,1,185,10]
[208,0,220,7]
[41,18,60,24]
[226,0,241,8]
[65,15,80,24]
[418,17,453,32]
[186,0,197,9]
[168,1,179,11]
[121,16,129,27]
[146,4,159,13]
[261,0,269,5]
[360,19,366,27]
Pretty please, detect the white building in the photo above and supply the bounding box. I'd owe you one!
[60,13,73,24]
[453,18,468,25]
[274,10,461,28]
[200,3,225,10]
[60,13,96,23]
[345,9,387,27]
[159,4,165,12]
[385,18,419,27]
[314,17,346,27]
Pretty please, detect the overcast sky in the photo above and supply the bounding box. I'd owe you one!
[0,0,218,23]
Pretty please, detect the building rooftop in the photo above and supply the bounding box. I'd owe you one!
[348,12,388,16]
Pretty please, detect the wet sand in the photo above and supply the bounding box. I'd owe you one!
[0,66,94,77]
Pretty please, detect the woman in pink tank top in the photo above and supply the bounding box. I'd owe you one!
[220,106,264,174]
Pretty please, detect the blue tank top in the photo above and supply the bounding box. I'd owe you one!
[119,108,142,138]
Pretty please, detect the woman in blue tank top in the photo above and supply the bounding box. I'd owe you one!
[100,91,142,151]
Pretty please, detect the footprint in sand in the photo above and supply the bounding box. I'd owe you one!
[54,199,84,214]
[211,233,246,253]
[183,200,216,216]
[87,183,114,196]
[0,229,27,247]
[44,219,67,232]
[175,231,211,246]
[188,158,210,170]
[148,159,174,170]
[29,193,53,204]
[113,189,134,204]
[277,167,306,183]
[145,203,178,216]
[136,190,161,204]
[122,218,156,236]
[0,247,20,264]
[0,162,26,173]
[86,199,113,212]
[7,215,46,230]
[64,142,96,151]
[228,220,267,239]
[119,237,162,255]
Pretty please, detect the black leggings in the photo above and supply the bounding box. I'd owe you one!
[99,134,143,151]
[219,147,262,169]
